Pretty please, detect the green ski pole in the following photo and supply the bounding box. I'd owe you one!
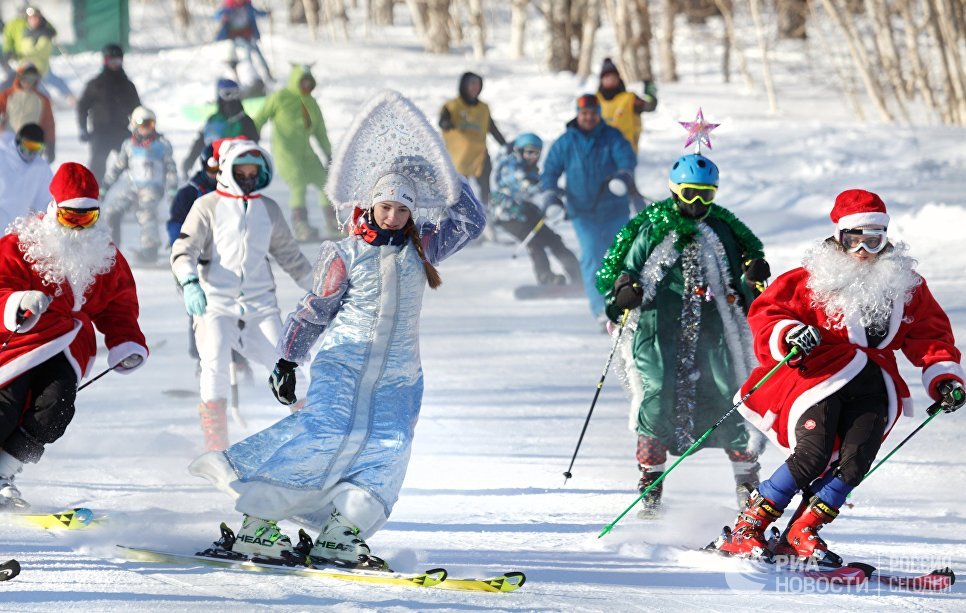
[598,346,800,538]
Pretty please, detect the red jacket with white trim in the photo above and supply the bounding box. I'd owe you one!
[0,232,147,387]
[737,266,963,453]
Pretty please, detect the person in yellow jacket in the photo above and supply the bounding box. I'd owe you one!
[1,6,74,104]
[439,72,507,205]
[596,58,656,154]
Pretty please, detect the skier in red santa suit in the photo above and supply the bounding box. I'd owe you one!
[713,189,965,566]
[0,162,148,508]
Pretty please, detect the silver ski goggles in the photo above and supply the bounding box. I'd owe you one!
[839,227,888,254]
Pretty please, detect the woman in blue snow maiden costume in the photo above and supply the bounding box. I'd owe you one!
[189,90,486,568]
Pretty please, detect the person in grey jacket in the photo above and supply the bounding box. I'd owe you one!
[170,138,313,452]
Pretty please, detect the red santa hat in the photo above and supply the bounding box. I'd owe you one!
[830,189,889,229]
[50,162,100,210]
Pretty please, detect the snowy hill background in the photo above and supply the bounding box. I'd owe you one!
[1,1,965,610]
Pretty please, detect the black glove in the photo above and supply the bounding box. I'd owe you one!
[612,272,644,310]
[269,359,298,405]
[439,116,454,131]
[743,259,770,283]
[784,324,821,357]
[78,130,90,143]
[936,379,966,413]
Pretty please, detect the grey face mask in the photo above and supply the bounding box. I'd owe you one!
[234,174,258,194]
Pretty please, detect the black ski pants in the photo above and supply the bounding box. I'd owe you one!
[498,203,581,285]
[786,359,889,489]
[0,354,78,463]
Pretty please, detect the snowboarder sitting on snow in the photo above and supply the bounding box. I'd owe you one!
[0,163,148,508]
[491,132,580,286]
[713,189,964,567]
[599,153,771,517]
[188,91,485,566]
[181,78,259,179]
[171,138,313,452]
[102,105,178,264]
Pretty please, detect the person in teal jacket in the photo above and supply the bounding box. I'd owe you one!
[254,64,332,242]
[540,94,636,322]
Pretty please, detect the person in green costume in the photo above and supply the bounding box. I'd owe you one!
[254,64,333,241]
[598,153,772,517]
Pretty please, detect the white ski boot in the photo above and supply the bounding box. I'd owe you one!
[230,515,294,559]
[310,510,372,564]
[0,452,27,509]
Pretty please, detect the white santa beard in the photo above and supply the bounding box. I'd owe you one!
[11,212,117,306]
[803,239,921,334]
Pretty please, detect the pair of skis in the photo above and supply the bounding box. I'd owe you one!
[117,542,525,593]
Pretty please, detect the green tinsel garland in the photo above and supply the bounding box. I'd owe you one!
[595,198,765,295]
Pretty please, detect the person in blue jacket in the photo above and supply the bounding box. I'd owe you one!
[540,93,636,324]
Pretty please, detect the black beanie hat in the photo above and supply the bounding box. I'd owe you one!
[600,57,620,78]
[102,43,124,58]
[17,122,45,144]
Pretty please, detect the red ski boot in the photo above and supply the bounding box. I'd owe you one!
[775,495,843,568]
[710,490,783,561]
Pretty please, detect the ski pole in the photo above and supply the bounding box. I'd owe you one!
[598,346,800,538]
[861,397,951,483]
[563,309,631,485]
[512,217,546,259]
[77,365,119,392]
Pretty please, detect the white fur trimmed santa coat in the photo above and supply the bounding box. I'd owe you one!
[0,228,147,388]
[737,266,963,454]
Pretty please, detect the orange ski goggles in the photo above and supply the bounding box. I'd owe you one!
[56,207,100,229]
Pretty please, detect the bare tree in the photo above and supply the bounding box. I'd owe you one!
[576,0,600,77]
[467,0,486,58]
[776,0,808,38]
[748,0,778,113]
[509,0,528,58]
[174,0,191,32]
[659,0,678,81]
[424,0,452,53]
[371,0,395,25]
[544,0,577,72]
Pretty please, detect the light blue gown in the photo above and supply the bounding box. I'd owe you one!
[190,184,485,536]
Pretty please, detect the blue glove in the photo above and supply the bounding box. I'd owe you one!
[180,275,207,316]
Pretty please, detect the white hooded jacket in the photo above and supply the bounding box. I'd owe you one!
[0,131,53,233]
[170,139,313,317]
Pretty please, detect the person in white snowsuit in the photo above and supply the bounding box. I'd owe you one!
[171,138,313,452]
[102,106,177,263]
[189,90,486,566]
[0,123,51,233]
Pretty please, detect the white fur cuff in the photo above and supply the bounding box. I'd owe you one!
[922,361,965,398]
[107,341,148,374]
[769,319,802,361]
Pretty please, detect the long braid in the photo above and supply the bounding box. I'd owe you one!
[404,221,442,289]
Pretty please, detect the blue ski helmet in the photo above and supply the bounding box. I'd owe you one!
[513,132,543,152]
[668,154,719,186]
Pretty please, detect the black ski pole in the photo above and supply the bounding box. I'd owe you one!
[563,309,631,485]
[77,365,119,392]
[861,397,954,483]
[599,346,800,537]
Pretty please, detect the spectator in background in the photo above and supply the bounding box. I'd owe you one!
[439,71,506,206]
[253,64,334,242]
[1,6,74,104]
[0,123,52,232]
[216,0,273,86]
[0,63,54,163]
[76,44,141,184]
[540,94,636,325]
[182,78,258,178]
[596,58,656,154]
